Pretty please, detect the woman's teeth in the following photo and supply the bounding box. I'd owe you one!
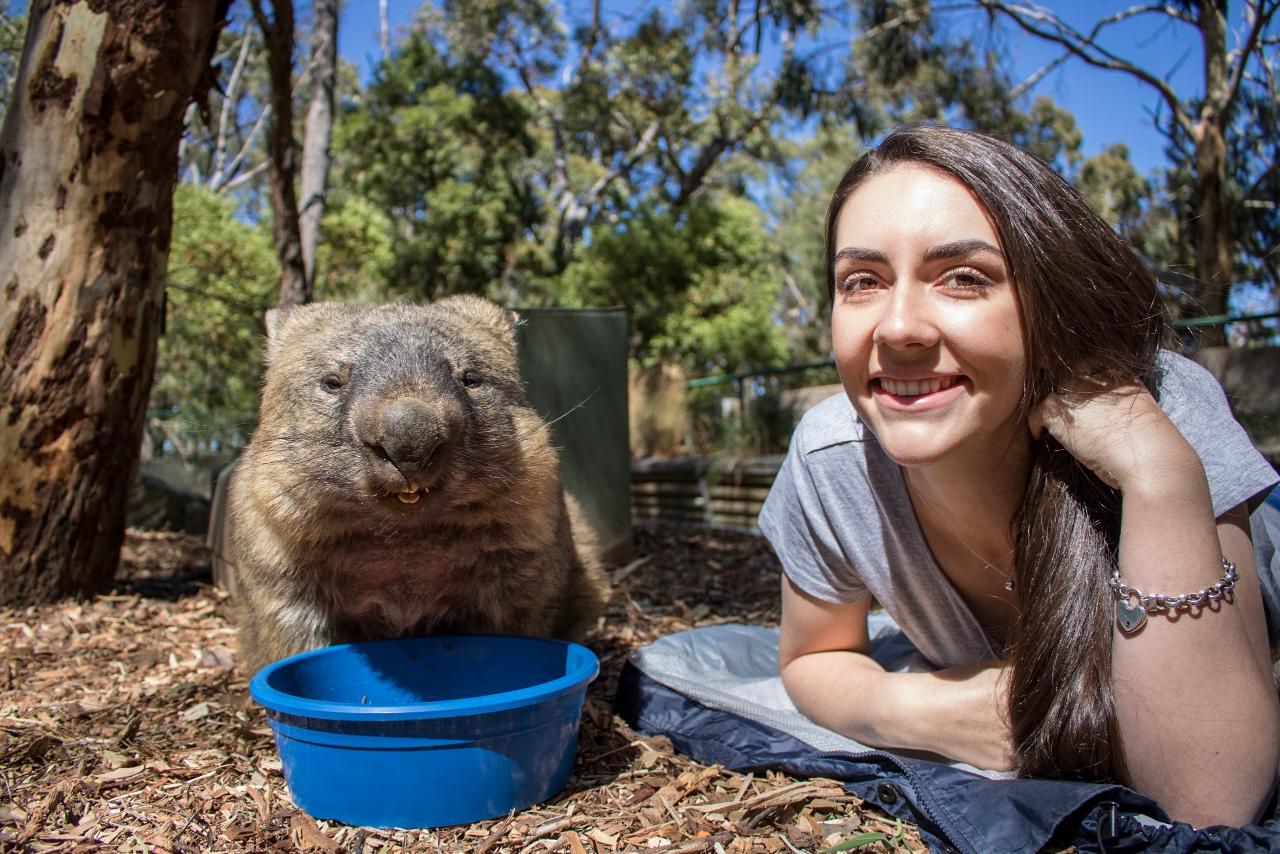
[879,376,959,397]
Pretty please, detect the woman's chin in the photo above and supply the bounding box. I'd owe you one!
[875,438,960,469]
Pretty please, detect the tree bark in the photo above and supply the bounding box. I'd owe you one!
[0,0,228,606]
[1191,0,1231,345]
[379,0,390,60]
[250,0,309,306]
[299,0,337,288]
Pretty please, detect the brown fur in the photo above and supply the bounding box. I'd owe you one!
[228,296,608,675]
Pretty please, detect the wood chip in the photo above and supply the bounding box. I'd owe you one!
[0,526,926,852]
[290,813,341,852]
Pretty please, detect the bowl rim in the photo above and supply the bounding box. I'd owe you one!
[248,634,600,722]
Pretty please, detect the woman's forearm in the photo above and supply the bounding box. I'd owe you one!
[781,650,1015,770]
[1112,457,1280,827]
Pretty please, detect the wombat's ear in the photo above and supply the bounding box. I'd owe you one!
[264,305,298,364]
[437,295,518,344]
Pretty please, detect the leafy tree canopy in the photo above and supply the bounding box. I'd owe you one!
[155,184,279,420]
[560,191,788,373]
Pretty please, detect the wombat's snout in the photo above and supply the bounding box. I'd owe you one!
[356,396,456,489]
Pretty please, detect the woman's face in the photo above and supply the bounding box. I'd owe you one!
[830,163,1027,467]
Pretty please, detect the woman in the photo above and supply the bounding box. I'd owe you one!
[761,124,1280,828]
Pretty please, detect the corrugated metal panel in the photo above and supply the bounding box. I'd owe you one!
[516,307,633,560]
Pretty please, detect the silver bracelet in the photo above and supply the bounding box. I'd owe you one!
[1111,556,1238,634]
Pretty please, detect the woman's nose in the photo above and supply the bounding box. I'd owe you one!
[872,282,940,349]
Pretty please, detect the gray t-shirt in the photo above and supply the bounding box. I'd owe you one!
[758,351,1280,668]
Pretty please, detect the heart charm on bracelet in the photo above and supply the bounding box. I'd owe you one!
[1116,599,1148,633]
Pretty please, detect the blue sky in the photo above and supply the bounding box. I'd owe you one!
[337,0,1214,179]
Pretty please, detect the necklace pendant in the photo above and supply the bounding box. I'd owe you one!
[1003,578,1015,592]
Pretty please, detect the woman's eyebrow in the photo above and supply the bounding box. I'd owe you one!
[923,239,1004,262]
[833,247,890,264]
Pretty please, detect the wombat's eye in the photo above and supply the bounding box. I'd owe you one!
[321,373,345,393]
[461,370,484,388]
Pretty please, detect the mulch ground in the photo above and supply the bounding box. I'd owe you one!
[0,523,925,853]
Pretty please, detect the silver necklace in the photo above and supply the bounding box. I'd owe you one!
[908,480,1017,592]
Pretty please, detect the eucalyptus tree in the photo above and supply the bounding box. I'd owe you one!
[327,32,539,301]
[976,0,1280,340]
[300,0,340,287]
[0,0,229,605]
[250,0,309,306]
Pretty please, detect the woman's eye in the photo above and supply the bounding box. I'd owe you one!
[321,372,345,393]
[837,273,880,294]
[941,268,994,291]
[461,370,484,388]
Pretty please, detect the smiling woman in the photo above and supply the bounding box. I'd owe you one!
[829,165,1026,472]
[763,124,1280,828]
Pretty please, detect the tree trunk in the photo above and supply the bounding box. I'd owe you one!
[379,0,390,60]
[299,0,338,287]
[1192,0,1231,346]
[0,0,228,606]
[252,0,309,306]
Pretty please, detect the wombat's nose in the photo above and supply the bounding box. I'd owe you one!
[363,398,449,482]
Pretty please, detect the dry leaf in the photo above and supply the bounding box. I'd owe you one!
[94,765,144,784]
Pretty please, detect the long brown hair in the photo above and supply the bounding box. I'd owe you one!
[824,124,1164,783]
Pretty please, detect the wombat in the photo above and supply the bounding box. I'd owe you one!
[227,296,609,675]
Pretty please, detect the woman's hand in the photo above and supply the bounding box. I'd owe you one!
[1027,378,1200,493]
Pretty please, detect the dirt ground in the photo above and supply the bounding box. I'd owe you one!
[0,523,925,853]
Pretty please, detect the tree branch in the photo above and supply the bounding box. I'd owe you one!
[212,103,271,193]
[1222,0,1280,117]
[210,28,255,188]
[220,159,270,192]
[977,0,1193,135]
[1008,49,1071,99]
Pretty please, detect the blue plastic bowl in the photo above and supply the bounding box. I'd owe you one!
[249,635,600,828]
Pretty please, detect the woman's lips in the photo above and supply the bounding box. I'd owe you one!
[871,375,967,408]
[876,376,959,396]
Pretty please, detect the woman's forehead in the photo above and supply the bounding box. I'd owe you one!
[834,163,1003,254]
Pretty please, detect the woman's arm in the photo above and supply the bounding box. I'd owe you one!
[778,576,1016,770]
[1034,384,1280,827]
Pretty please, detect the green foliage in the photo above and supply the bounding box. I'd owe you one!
[152,184,279,420]
[768,124,864,361]
[560,192,789,373]
[1227,85,1280,296]
[313,194,396,301]
[328,33,538,300]
[1077,143,1150,238]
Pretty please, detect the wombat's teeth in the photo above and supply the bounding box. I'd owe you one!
[397,485,429,504]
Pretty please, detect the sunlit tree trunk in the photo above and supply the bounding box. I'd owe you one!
[1191,0,1232,342]
[0,0,228,606]
[299,0,338,288]
[250,0,309,306]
